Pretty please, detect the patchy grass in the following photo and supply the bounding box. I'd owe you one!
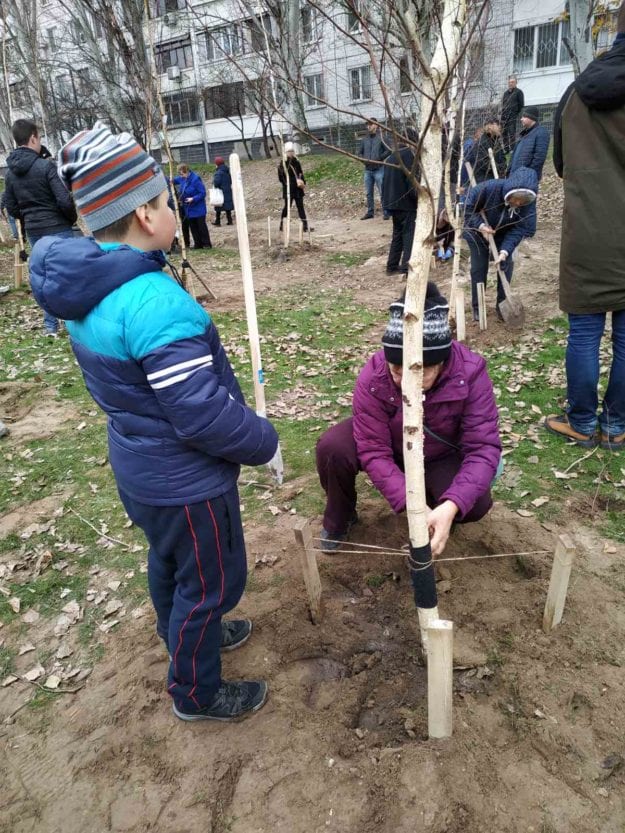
[304,154,363,187]
[325,252,373,268]
[486,319,625,543]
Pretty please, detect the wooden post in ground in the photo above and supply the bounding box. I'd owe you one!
[427,619,453,738]
[14,243,23,288]
[267,216,271,247]
[293,518,323,624]
[455,287,466,341]
[477,283,487,330]
[543,534,576,632]
[298,220,304,244]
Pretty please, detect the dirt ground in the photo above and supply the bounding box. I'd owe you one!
[2,160,625,833]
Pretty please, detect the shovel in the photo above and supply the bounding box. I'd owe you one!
[466,156,525,329]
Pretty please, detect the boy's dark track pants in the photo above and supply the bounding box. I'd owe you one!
[120,485,247,714]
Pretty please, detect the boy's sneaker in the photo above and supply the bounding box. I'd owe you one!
[544,414,597,448]
[221,618,252,651]
[320,513,358,552]
[600,431,625,451]
[172,680,268,722]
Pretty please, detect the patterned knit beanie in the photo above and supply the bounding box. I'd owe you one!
[58,121,167,233]
[382,282,452,367]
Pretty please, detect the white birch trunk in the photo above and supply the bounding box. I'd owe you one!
[402,0,464,653]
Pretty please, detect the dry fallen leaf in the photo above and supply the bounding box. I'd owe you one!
[18,643,36,656]
[2,675,19,687]
[103,599,123,618]
[56,644,73,659]
[516,509,534,518]
[8,597,20,614]
[24,664,45,682]
[531,496,550,508]
[22,609,40,625]
[107,580,121,592]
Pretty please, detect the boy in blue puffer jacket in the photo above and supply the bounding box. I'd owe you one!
[29,122,279,723]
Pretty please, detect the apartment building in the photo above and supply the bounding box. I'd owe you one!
[0,0,620,165]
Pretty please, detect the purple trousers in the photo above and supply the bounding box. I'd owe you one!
[316,418,492,534]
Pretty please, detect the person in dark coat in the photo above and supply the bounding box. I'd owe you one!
[463,166,537,320]
[508,106,550,181]
[316,283,501,553]
[465,116,506,183]
[501,76,525,153]
[358,118,389,219]
[212,157,234,226]
[381,140,418,275]
[4,118,78,335]
[545,8,625,451]
[173,164,212,249]
[278,142,310,231]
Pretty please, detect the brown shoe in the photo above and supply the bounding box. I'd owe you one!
[543,415,597,448]
[600,431,625,451]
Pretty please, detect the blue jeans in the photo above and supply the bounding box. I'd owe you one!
[6,214,18,239]
[27,229,76,333]
[566,310,625,437]
[364,168,387,216]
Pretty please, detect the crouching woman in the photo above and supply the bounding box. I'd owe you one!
[316,283,501,556]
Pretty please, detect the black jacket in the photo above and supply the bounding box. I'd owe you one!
[382,147,418,214]
[467,131,506,183]
[358,132,385,170]
[278,157,305,193]
[5,147,77,235]
[501,87,525,123]
[508,122,550,181]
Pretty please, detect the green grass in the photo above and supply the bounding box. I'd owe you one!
[325,252,372,268]
[303,154,362,187]
[486,319,625,543]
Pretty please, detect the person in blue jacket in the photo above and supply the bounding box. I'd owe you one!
[507,106,550,182]
[29,123,279,723]
[463,166,537,320]
[212,156,234,226]
[173,163,212,249]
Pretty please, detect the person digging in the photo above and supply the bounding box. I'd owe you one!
[463,166,537,321]
[316,283,502,555]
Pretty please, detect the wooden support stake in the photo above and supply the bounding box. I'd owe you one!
[14,243,23,288]
[427,619,453,739]
[543,534,575,632]
[477,282,487,330]
[298,221,304,244]
[455,287,466,341]
[267,216,271,247]
[293,518,323,624]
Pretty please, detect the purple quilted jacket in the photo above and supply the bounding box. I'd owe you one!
[352,343,501,518]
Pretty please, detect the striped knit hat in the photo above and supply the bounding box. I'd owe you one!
[58,121,167,233]
[382,282,452,367]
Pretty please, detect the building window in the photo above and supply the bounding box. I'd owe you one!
[74,68,92,98]
[399,55,412,93]
[204,82,246,120]
[93,14,104,39]
[594,10,617,52]
[536,22,559,68]
[153,0,186,17]
[202,25,244,62]
[155,37,193,73]
[47,27,57,49]
[71,19,87,44]
[10,80,29,109]
[301,5,319,43]
[163,91,200,126]
[513,26,534,72]
[513,21,571,73]
[304,73,323,107]
[244,14,272,52]
[350,65,371,102]
[346,0,361,32]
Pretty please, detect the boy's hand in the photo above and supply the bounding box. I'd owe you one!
[185,197,193,204]
[479,223,494,239]
[427,500,459,558]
